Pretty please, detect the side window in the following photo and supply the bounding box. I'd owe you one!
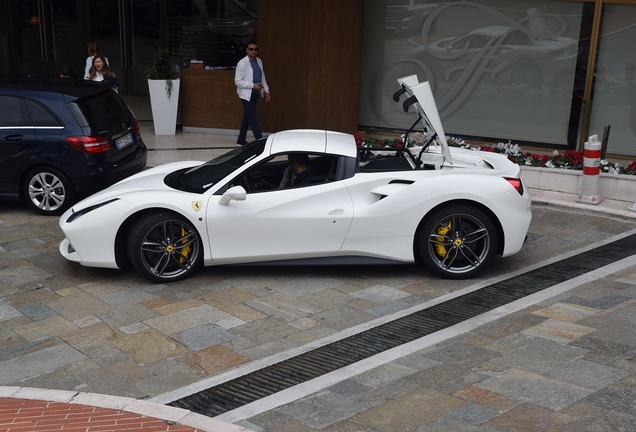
[0,95,28,127]
[231,154,288,193]
[234,153,340,193]
[24,99,62,127]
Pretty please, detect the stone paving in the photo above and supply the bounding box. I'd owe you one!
[239,261,636,431]
[1,123,635,430]
[1,198,635,431]
[0,200,480,398]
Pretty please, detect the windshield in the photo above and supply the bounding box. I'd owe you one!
[165,138,267,193]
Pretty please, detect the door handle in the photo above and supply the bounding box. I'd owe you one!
[328,208,344,215]
[3,134,23,142]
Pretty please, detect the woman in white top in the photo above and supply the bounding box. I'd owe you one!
[84,40,109,80]
[88,54,115,82]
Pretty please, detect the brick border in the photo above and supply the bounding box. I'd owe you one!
[0,387,252,432]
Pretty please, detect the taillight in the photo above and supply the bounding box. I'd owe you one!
[504,177,524,195]
[67,136,112,154]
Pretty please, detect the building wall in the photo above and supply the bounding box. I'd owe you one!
[258,0,363,134]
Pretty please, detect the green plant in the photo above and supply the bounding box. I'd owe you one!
[145,48,180,98]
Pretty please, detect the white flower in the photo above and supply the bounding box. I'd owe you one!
[509,144,522,156]
[601,161,621,174]
[495,141,523,157]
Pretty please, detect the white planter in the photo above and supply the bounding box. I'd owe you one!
[520,166,636,203]
[147,78,180,135]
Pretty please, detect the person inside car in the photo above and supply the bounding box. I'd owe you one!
[279,153,315,188]
[288,153,315,186]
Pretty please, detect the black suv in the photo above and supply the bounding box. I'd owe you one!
[0,76,147,215]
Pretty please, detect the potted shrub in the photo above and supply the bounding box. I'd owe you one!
[146,48,180,135]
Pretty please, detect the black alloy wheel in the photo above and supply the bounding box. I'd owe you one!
[128,213,203,282]
[418,205,497,279]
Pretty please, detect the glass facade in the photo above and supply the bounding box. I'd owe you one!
[10,0,80,77]
[0,0,255,94]
[589,3,636,157]
[166,1,257,70]
[2,0,635,156]
[360,0,588,147]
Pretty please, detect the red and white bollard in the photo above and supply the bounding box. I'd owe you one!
[577,134,604,205]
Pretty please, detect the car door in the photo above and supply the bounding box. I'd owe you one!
[0,95,36,197]
[205,179,354,263]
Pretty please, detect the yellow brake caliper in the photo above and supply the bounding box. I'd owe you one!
[179,226,192,263]
[435,220,452,257]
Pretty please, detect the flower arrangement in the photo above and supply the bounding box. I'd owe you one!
[145,48,180,98]
[354,132,404,149]
[354,132,636,176]
[455,139,636,175]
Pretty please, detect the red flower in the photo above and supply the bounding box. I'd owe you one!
[354,132,364,148]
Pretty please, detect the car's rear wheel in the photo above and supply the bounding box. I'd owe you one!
[418,205,497,279]
[23,167,74,216]
[128,213,202,283]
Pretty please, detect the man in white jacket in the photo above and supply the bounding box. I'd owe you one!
[234,41,270,145]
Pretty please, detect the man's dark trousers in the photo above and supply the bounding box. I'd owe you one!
[239,91,262,141]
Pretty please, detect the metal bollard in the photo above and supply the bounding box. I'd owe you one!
[576,134,604,205]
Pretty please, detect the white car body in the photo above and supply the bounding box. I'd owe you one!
[59,76,532,282]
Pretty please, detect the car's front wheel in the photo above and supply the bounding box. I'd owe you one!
[128,213,202,283]
[418,205,497,279]
[23,167,74,215]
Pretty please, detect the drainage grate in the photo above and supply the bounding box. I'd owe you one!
[170,234,636,417]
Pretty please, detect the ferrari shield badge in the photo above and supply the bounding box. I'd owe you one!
[192,201,202,212]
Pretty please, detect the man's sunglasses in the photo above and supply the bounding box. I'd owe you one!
[247,48,258,51]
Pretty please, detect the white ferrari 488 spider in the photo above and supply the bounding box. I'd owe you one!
[59,76,532,283]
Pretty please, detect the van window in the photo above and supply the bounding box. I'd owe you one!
[24,99,62,127]
[0,95,26,127]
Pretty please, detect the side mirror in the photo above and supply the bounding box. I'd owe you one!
[219,185,246,206]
